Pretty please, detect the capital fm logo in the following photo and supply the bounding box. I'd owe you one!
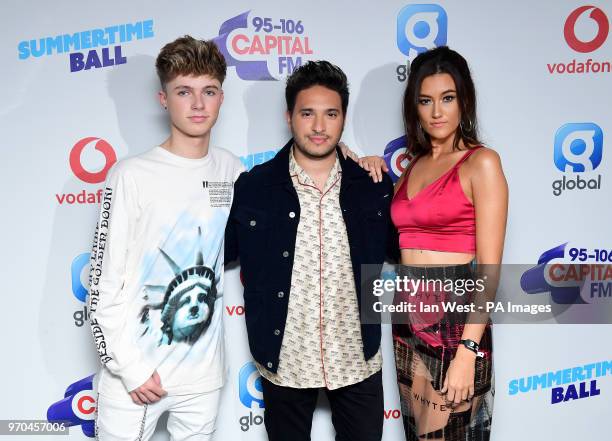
[56,137,116,205]
[396,4,447,81]
[521,242,612,305]
[383,135,415,183]
[551,123,603,196]
[47,375,97,437]
[521,243,584,304]
[71,253,91,327]
[214,11,314,81]
[238,362,264,432]
[547,6,610,74]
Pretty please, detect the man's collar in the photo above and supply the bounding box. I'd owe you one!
[289,145,342,190]
[266,138,365,185]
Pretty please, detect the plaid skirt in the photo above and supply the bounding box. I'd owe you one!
[392,263,494,440]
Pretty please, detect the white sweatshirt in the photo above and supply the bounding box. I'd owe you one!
[88,146,244,397]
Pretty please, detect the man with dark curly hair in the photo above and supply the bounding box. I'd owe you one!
[226,60,397,441]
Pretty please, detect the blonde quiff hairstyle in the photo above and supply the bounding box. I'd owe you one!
[155,35,227,89]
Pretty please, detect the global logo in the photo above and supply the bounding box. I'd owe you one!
[214,11,313,81]
[238,362,264,408]
[71,253,91,302]
[552,123,603,196]
[564,6,609,53]
[238,362,264,432]
[71,253,91,327]
[70,137,117,184]
[397,4,448,61]
[554,123,603,172]
[383,135,415,183]
[47,375,96,437]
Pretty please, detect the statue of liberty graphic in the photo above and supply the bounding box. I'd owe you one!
[139,227,222,345]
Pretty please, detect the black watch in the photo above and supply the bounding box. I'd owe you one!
[459,339,484,358]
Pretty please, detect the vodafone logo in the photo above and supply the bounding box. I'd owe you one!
[226,305,245,316]
[564,6,609,53]
[69,137,117,184]
[71,390,96,421]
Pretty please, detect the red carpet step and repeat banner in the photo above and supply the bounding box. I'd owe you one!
[1,1,610,439]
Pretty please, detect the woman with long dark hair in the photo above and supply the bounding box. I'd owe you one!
[389,46,508,440]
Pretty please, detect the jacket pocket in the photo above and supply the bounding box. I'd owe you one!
[234,207,271,256]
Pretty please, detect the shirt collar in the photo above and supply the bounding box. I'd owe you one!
[289,146,342,191]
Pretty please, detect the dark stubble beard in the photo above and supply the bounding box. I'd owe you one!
[292,131,343,161]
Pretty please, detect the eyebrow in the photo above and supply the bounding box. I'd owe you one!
[173,84,220,91]
[298,107,340,112]
[419,89,456,97]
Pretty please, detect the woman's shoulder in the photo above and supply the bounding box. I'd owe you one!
[466,145,502,170]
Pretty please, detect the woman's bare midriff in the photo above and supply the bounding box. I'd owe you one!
[400,248,474,266]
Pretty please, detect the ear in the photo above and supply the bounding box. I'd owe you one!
[158,90,167,109]
[285,110,292,129]
[219,89,224,106]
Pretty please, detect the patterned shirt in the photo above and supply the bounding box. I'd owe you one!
[256,147,382,390]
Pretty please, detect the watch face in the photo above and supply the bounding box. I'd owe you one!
[462,339,478,350]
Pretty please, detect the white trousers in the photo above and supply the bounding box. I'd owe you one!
[95,388,221,441]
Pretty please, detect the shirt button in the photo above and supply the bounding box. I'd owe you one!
[267,362,273,368]
[282,251,289,258]
[249,220,256,227]
[289,211,296,218]
[274,329,281,336]
[277,291,285,298]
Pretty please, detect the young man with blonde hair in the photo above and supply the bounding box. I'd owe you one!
[88,35,243,440]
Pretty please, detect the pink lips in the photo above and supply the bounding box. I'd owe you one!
[309,136,328,145]
[189,116,208,123]
[430,122,447,128]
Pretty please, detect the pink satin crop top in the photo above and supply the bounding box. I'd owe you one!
[390,147,481,254]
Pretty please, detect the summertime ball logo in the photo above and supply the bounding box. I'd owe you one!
[238,362,264,432]
[56,137,116,205]
[18,20,154,73]
[551,123,603,196]
[508,359,606,405]
[214,11,314,80]
[548,5,610,74]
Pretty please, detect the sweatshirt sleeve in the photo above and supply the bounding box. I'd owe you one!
[87,164,155,392]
